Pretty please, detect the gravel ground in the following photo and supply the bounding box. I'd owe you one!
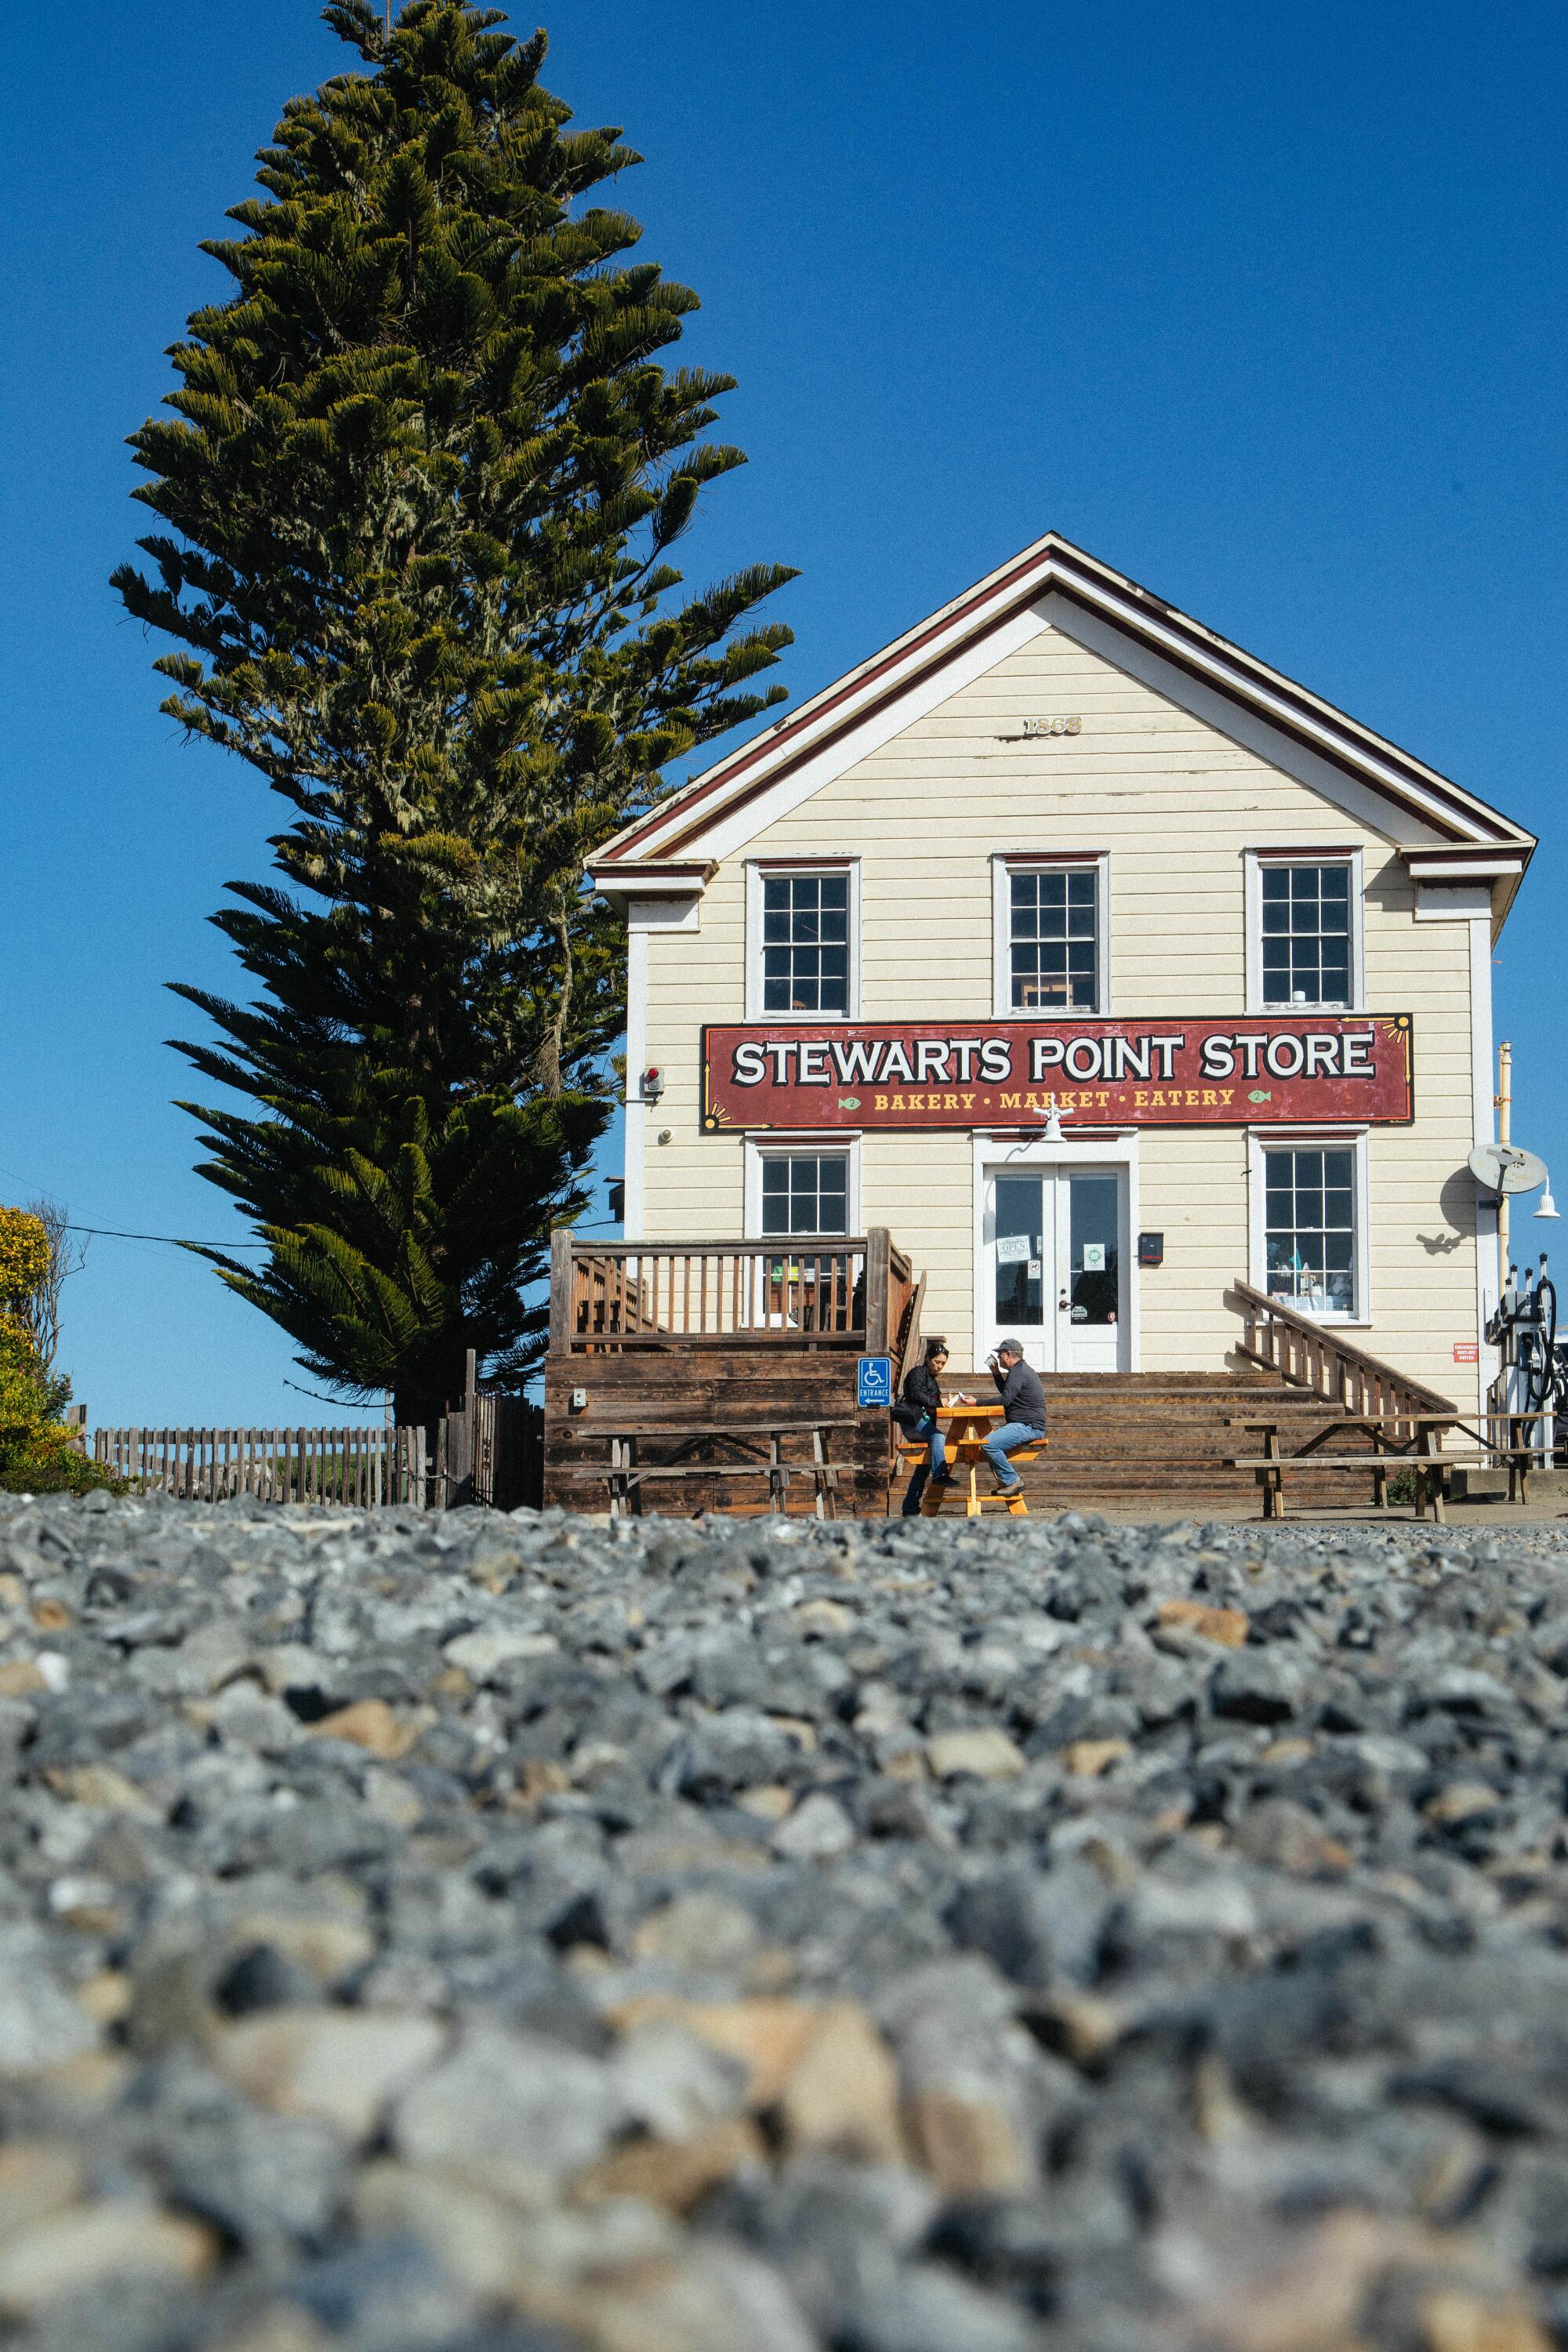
[3,1494,1568,2351]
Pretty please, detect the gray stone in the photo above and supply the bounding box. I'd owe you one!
[393,2024,627,2198]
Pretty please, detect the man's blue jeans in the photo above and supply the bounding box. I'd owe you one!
[902,1414,948,1515]
[982,1420,1041,1491]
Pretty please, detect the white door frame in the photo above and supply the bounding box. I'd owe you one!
[972,1132,1141,1372]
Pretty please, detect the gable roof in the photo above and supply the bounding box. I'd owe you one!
[589,532,1534,914]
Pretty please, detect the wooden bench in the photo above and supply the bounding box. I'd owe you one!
[1230,1414,1539,1522]
[556,1421,860,1519]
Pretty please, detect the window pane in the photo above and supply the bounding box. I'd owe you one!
[760,1154,850,1237]
[1259,862,1353,1007]
[760,873,851,1013]
[1010,867,1098,1012]
[1263,1145,1357,1316]
[993,1175,1044,1326]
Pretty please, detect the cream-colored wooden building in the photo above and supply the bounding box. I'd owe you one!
[587,535,1534,1409]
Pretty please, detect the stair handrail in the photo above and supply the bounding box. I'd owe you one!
[1229,1278,1454,1421]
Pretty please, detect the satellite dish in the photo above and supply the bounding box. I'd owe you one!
[1469,1142,1549,1197]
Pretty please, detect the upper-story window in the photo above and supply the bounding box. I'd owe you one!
[1250,853,1362,1010]
[748,862,858,1018]
[993,855,1108,1017]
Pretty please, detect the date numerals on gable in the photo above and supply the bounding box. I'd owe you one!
[1021,715,1081,739]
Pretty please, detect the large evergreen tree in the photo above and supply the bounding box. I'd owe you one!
[114,0,793,1426]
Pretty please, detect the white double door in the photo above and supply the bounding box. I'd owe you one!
[981,1163,1127,1374]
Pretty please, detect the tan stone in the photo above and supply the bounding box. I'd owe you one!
[0,1574,25,1609]
[1425,1783,1502,1827]
[791,1599,855,1635]
[0,2204,216,2317]
[510,2244,814,2352]
[1210,2212,1478,2352]
[0,1661,45,1699]
[49,1766,158,1818]
[1193,2053,1258,2143]
[213,2009,447,2139]
[608,1998,818,2109]
[1035,1992,1125,2066]
[352,2160,524,2299]
[1062,1737,1131,1778]
[30,1600,71,1633]
[230,1911,376,1984]
[75,1971,132,2026]
[1260,1738,1316,1766]
[633,1893,760,1970]
[34,2051,129,2110]
[735,1784,794,1822]
[307,1699,416,1759]
[1156,1599,1250,1648]
[1421,2291,1552,2352]
[210,2309,330,2352]
[429,1665,473,1700]
[740,1947,798,1995]
[0,2145,82,2245]
[779,2003,906,2164]
[925,1727,1026,1780]
[513,1759,572,1803]
[906,2085,1030,2195]
[572,2115,767,2213]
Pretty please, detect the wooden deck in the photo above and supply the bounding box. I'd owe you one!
[543,1231,920,1515]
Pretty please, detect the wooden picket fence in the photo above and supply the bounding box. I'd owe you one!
[91,1372,543,1513]
[91,1423,423,1506]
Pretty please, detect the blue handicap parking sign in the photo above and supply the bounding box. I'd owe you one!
[857,1356,894,1409]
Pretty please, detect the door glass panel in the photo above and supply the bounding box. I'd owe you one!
[1069,1176,1119,1327]
[993,1176,1044,1327]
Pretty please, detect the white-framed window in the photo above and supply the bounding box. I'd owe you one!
[745,1137,861,1236]
[1248,1129,1370,1323]
[746,860,860,1019]
[992,854,1109,1017]
[1245,850,1364,1011]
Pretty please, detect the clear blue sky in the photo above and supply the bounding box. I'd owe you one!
[2,2,1563,1425]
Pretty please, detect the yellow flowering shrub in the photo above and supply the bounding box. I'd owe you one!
[0,1210,118,1493]
[0,1208,49,1307]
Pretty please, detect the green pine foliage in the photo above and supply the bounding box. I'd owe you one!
[114,1,795,1426]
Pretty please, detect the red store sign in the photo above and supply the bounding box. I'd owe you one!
[701,1015,1414,1133]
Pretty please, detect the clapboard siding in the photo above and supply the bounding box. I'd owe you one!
[638,622,1482,1398]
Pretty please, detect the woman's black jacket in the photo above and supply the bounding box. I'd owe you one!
[895,1362,943,1426]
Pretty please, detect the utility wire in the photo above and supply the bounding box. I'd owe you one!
[285,1378,387,1412]
[63,1224,269,1251]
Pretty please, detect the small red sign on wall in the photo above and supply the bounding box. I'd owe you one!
[1453,1341,1479,1363]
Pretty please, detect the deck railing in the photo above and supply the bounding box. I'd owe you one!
[551,1229,915,1358]
[1229,1279,1454,1423]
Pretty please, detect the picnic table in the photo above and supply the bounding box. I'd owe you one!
[898,1398,1044,1519]
[556,1420,860,1519]
[1230,1410,1541,1522]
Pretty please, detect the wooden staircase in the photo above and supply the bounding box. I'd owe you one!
[921,1370,1370,1514]
[913,1289,1458,1518]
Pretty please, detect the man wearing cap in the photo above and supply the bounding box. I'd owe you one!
[982,1339,1047,1497]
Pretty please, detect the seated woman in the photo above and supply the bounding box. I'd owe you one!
[894,1338,973,1516]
